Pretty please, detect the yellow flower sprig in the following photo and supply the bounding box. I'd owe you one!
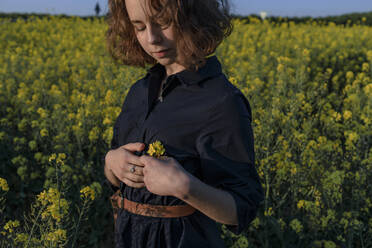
[147,141,166,158]
[36,188,69,223]
[0,178,9,192]
[43,229,67,243]
[3,220,20,234]
[80,186,96,201]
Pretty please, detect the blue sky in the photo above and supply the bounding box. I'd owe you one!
[0,0,371,17]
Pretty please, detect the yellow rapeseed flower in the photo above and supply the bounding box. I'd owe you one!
[297,200,305,209]
[362,63,369,72]
[80,186,95,201]
[364,84,372,95]
[42,199,69,222]
[289,219,303,233]
[264,207,273,216]
[303,48,310,57]
[48,153,57,163]
[40,128,49,137]
[46,188,59,200]
[48,153,66,165]
[277,63,284,72]
[343,110,352,120]
[317,136,327,145]
[346,71,354,81]
[0,177,9,191]
[147,140,165,158]
[346,131,359,144]
[37,188,69,222]
[367,50,372,61]
[37,190,48,206]
[58,153,66,160]
[103,117,112,125]
[15,233,28,243]
[332,111,342,122]
[3,220,20,233]
[228,76,239,87]
[45,229,67,242]
[56,153,66,165]
[361,114,370,125]
[36,107,47,118]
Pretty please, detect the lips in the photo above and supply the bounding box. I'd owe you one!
[153,49,169,53]
[153,49,170,58]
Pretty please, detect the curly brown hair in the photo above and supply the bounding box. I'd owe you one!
[106,0,233,71]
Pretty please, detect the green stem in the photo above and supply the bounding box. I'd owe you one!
[70,200,87,248]
[25,204,47,248]
[55,160,63,230]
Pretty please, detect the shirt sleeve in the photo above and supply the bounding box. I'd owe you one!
[106,117,121,193]
[110,85,135,150]
[108,87,135,192]
[110,116,120,150]
[196,90,264,235]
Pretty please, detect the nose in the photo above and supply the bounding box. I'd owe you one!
[147,24,162,44]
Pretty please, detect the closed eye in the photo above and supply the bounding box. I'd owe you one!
[132,21,170,32]
[135,26,145,31]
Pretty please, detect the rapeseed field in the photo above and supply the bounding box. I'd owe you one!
[0,16,371,247]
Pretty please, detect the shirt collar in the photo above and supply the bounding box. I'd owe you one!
[146,56,222,86]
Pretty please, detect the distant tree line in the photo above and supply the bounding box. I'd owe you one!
[233,11,372,26]
[0,11,371,26]
[0,13,102,22]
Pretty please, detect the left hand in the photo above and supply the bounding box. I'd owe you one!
[139,155,189,197]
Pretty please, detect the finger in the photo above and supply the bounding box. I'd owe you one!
[121,178,145,188]
[128,165,144,176]
[139,155,153,165]
[126,173,144,183]
[158,155,171,161]
[120,142,145,152]
[124,152,146,167]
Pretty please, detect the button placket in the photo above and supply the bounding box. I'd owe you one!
[137,75,180,144]
[137,75,164,144]
[158,75,173,102]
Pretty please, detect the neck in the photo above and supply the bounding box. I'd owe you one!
[165,63,186,77]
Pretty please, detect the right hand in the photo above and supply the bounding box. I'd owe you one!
[105,142,146,188]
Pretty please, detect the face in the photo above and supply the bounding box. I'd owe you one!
[125,0,186,75]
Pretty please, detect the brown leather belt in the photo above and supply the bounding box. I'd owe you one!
[110,190,196,222]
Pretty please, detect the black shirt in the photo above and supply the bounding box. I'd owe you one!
[110,56,264,248]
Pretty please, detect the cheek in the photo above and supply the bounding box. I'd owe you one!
[163,30,175,43]
[135,34,147,49]
[163,25,176,42]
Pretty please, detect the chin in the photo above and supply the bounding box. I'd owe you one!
[156,58,175,66]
